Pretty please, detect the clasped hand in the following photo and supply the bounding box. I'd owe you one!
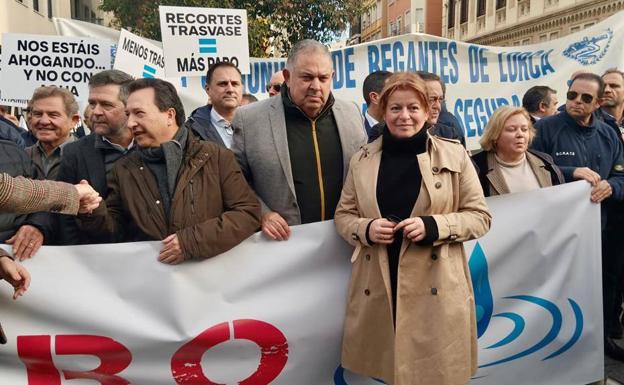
[75,180,102,213]
[368,217,427,244]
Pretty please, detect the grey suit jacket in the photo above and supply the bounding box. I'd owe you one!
[232,94,366,225]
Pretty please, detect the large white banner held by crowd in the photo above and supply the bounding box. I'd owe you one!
[0,182,602,384]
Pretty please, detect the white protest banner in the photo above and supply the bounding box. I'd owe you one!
[0,182,602,384]
[237,12,623,150]
[0,33,111,102]
[54,13,624,149]
[159,5,250,77]
[114,29,166,79]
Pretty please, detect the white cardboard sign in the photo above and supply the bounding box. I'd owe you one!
[159,5,250,77]
[0,33,111,101]
[113,29,166,79]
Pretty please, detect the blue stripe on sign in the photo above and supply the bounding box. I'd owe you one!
[142,72,155,79]
[143,64,156,74]
[199,47,217,54]
[198,38,217,45]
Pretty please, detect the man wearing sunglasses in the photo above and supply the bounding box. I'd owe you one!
[266,70,285,97]
[531,72,624,361]
[185,62,242,149]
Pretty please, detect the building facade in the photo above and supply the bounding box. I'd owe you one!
[351,0,443,44]
[1,0,112,43]
[443,0,623,46]
[358,0,388,44]
[388,0,442,37]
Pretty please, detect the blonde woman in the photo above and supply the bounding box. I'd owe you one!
[472,106,563,196]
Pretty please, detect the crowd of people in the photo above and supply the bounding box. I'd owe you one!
[0,37,623,384]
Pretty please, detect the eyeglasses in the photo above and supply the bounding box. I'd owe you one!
[428,96,445,104]
[266,83,282,93]
[566,91,594,104]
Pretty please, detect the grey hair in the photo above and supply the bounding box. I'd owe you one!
[28,86,79,116]
[89,69,134,104]
[286,39,331,70]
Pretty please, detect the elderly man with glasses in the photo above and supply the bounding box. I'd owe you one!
[531,72,624,361]
[266,70,285,97]
[417,71,466,147]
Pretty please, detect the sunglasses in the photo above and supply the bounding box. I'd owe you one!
[566,91,594,104]
[266,83,282,93]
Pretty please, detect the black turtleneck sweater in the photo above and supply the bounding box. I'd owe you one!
[376,125,437,317]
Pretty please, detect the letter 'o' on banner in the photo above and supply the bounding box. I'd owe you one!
[171,319,288,384]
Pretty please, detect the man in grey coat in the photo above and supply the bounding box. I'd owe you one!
[232,39,366,241]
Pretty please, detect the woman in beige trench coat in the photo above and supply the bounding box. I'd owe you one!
[335,72,492,385]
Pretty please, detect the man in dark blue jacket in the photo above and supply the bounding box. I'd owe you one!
[184,62,242,148]
[531,72,624,360]
[598,69,624,144]
[417,71,466,147]
[0,114,24,148]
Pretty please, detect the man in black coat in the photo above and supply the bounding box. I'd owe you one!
[56,70,134,244]
[522,85,559,124]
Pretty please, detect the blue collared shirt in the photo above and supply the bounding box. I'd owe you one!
[209,108,233,148]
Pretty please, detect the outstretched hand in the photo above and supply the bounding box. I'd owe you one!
[75,180,102,213]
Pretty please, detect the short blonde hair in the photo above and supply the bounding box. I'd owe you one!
[28,86,79,117]
[479,106,535,151]
[379,72,430,116]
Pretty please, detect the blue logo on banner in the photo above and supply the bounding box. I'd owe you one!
[199,38,217,54]
[469,242,584,370]
[563,28,613,65]
[142,64,156,79]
